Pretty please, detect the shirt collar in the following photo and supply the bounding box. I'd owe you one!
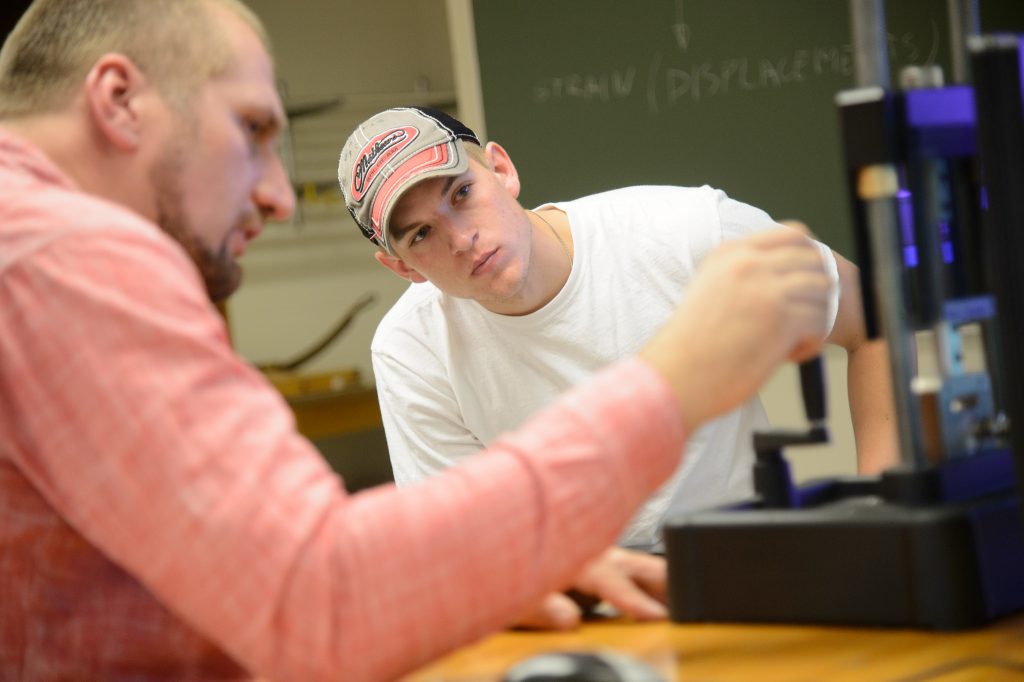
[0,126,78,190]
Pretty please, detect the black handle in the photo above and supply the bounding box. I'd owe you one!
[752,357,830,509]
[799,356,827,424]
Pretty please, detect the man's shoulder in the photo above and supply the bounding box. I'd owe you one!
[372,283,453,351]
[551,185,725,262]
[554,185,724,238]
[0,170,181,271]
[558,184,719,208]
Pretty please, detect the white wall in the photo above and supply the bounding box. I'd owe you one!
[230,0,454,383]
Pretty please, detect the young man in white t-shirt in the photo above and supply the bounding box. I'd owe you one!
[337,106,897,629]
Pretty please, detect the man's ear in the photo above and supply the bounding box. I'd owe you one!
[374,250,428,284]
[83,54,150,151]
[483,141,521,199]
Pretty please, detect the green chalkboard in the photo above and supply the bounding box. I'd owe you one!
[472,0,1022,258]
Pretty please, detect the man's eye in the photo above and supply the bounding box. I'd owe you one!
[454,184,471,201]
[245,118,271,141]
[410,226,430,244]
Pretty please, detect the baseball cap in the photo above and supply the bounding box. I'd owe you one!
[338,106,481,254]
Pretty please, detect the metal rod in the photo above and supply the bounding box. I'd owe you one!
[849,0,891,88]
[948,0,981,83]
[860,165,929,467]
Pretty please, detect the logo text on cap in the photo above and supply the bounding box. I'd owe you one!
[351,126,420,201]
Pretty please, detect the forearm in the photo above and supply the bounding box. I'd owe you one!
[14,233,687,682]
[29,350,684,682]
[846,339,900,473]
[231,358,685,681]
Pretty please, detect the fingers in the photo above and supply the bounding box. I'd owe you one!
[640,226,835,430]
[752,233,828,276]
[580,570,667,622]
[721,229,831,304]
[778,219,815,238]
[599,548,667,602]
[751,232,833,341]
[743,224,817,249]
[572,548,668,622]
[789,337,827,363]
[513,592,582,631]
[512,549,669,631]
[721,235,832,349]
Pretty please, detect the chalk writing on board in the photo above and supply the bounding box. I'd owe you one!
[673,22,690,51]
[673,0,690,50]
[532,23,940,114]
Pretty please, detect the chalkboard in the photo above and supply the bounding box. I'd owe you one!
[472,0,1023,258]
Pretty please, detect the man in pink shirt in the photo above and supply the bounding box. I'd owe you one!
[0,1,832,680]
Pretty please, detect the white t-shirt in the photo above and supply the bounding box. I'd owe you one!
[372,185,839,549]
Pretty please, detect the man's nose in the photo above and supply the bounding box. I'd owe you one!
[447,222,477,254]
[254,154,296,222]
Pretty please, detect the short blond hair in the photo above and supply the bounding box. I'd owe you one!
[0,0,270,118]
[465,141,489,166]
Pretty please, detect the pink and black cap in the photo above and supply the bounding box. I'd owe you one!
[338,106,481,255]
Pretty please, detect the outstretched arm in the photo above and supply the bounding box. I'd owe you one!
[10,226,829,682]
[826,252,900,474]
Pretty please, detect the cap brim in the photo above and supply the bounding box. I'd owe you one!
[372,141,470,254]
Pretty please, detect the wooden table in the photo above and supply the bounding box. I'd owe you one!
[264,369,381,439]
[402,615,1024,681]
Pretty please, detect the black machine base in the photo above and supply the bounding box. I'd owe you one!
[663,451,1024,631]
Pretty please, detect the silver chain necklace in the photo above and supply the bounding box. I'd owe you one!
[531,210,573,269]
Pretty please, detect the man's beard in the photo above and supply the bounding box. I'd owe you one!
[149,139,242,303]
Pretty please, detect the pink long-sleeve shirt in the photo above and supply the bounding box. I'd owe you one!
[0,129,687,681]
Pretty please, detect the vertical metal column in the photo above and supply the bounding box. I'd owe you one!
[847,0,927,467]
[860,163,929,468]
[948,0,981,83]
[850,0,891,88]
